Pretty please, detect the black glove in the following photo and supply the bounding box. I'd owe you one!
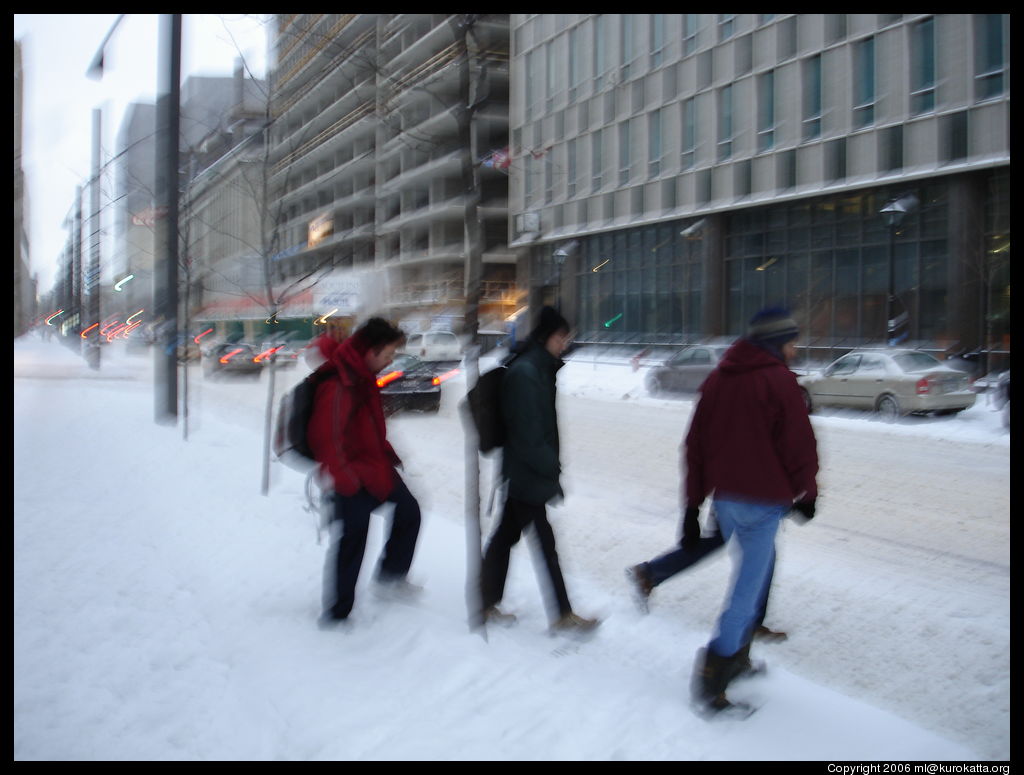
[791,499,816,523]
[680,507,701,548]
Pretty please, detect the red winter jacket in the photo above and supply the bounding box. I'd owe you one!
[684,338,818,508]
[307,337,401,500]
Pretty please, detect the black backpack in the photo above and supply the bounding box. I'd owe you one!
[273,364,336,470]
[462,351,520,454]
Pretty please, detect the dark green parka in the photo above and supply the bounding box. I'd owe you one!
[500,340,565,505]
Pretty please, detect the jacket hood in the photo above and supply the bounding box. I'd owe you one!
[331,337,375,383]
[315,333,341,362]
[717,337,789,375]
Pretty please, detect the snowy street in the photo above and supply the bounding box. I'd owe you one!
[13,336,1009,761]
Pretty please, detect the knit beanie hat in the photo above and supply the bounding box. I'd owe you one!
[747,306,799,348]
[530,306,570,344]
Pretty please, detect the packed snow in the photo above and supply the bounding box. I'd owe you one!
[14,335,1009,761]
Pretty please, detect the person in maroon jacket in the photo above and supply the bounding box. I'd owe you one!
[308,317,422,625]
[686,307,819,715]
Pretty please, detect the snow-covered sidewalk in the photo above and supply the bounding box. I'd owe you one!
[14,336,1006,760]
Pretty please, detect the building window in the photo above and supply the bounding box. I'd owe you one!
[736,159,752,199]
[943,111,969,162]
[544,157,553,204]
[648,108,662,178]
[525,49,539,121]
[778,16,797,61]
[546,41,558,113]
[718,14,735,42]
[826,137,847,182]
[619,120,632,186]
[650,13,665,68]
[681,97,696,170]
[757,70,775,152]
[594,15,608,91]
[853,36,876,128]
[881,125,904,172]
[683,14,698,56]
[802,54,822,141]
[778,149,796,190]
[621,13,635,80]
[717,84,733,161]
[568,26,581,102]
[735,33,752,75]
[974,14,1007,101]
[567,139,577,198]
[592,128,604,192]
[826,14,847,44]
[910,17,935,115]
[697,168,712,205]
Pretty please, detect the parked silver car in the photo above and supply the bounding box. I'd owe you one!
[798,349,976,421]
[646,345,730,395]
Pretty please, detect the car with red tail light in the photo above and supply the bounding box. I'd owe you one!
[798,349,975,422]
[203,342,264,378]
[376,354,459,415]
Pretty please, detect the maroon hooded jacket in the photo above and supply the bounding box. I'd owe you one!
[684,338,818,508]
[307,336,401,500]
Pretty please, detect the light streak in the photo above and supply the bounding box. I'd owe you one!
[114,274,135,291]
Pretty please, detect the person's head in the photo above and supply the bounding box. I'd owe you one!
[530,306,573,358]
[747,306,800,363]
[348,317,406,373]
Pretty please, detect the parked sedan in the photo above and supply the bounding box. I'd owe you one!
[203,342,264,378]
[646,345,730,395]
[798,349,976,421]
[376,354,458,415]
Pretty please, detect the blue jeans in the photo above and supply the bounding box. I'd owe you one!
[707,497,787,658]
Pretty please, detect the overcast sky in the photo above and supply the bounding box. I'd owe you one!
[13,14,269,296]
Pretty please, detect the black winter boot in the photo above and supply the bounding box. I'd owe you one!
[691,647,757,718]
[730,642,767,681]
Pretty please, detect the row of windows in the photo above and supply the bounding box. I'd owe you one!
[520,14,1008,149]
[563,174,1008,349]
[523,105,983,212]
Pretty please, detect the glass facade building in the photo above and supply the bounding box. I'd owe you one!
[509,14,1010,370]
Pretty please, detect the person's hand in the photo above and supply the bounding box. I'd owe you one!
[680,506,701,548]
[791,499,816,523]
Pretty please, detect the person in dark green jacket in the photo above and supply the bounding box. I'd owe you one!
[479,307,599,633]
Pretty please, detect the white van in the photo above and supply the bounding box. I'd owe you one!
[403,330,462,362]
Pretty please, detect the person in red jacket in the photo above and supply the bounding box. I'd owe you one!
[686,307,819,715]
[308,317,422,625]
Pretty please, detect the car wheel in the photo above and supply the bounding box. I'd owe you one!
[800,388,813,414]
[876,394,900,423]
[645,373,661,396]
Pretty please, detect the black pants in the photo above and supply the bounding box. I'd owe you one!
[480,495,571,619]
[645,533,774,629]
[323,477,421,619]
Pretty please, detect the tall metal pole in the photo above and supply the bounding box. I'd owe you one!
[87,108,102,369]
[72,185,83,349]
[154,14,182,423]
[451,14,486,632]
[886,223,895,346]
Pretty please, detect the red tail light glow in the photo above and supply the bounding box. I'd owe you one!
[220,348,244,365]
[432,368,460,386]
[377,371,404,388]
[916,377,934,395]
[254,345,283,363]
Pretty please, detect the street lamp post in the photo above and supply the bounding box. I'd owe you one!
[153,14,182,424]
[879,193,918,346]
